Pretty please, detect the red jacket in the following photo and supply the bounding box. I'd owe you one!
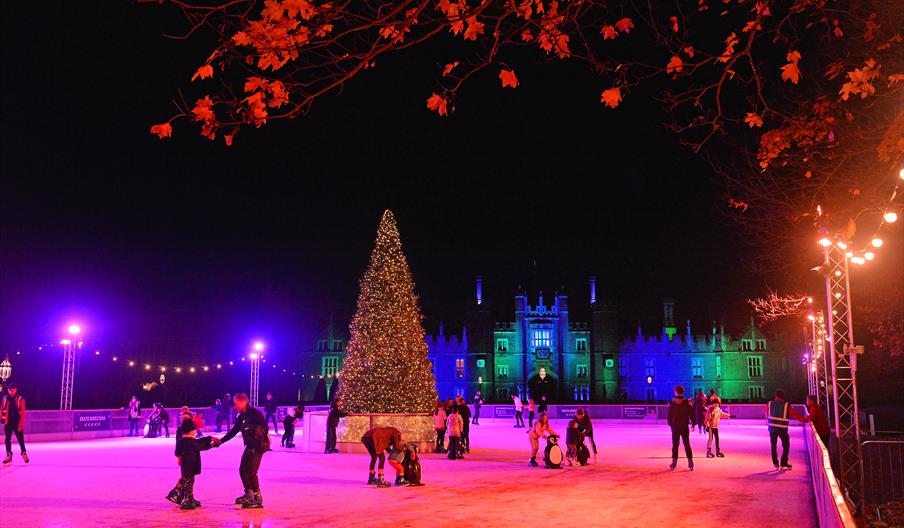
[805,402,831,437]
[1,393,26,430]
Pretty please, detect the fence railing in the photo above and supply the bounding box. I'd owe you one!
[862,439,904,521]
[804,423,857,528]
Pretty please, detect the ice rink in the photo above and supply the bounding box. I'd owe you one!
[0,421,816,527]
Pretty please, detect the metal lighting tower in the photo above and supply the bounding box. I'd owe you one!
[249,342,264,407]
[60,324,81,410]
[821,243,863,512]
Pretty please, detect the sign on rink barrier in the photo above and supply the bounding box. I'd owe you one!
[72,411,112,431]
[494,406,516,418]
[622,406,656,419]
[556,406,581,419]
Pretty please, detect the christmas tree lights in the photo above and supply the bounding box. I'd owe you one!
[336,210,438,413]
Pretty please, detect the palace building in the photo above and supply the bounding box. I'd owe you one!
[300,277,802,403]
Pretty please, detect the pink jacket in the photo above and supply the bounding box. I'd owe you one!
[434,408,447,430]
[446,413,463,437]
[706,406,731,428]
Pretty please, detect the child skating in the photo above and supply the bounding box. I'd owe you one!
[166,414,218,509]
[564,417,582,467]
[705,399,734,458]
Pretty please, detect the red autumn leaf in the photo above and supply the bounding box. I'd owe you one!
[426,93,448,116]
[192,96,216,122]
[670,16,679,32]
[521,29,534,42]
[244,77,267,93]
[744,113,764,128]
[499,69,519,88]
[600,25,617,40]
[463,16,485,41]
[600,87,622,109]
[615,18,634,33]
[149,123,172,140]
[666,55,684,74]
[224,132,235,146]
[442,61,459,77]
[780,50,802,84]
[727,198,749,212]
[192,64,214,82]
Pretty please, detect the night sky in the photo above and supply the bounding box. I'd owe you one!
[2,2,780,357]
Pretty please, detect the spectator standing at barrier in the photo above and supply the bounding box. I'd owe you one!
[471,391,483,425]
[127,396,142,437]
[217,393,270,509]
[694,391,707,435]
[1,383,28,465]
[220,393,233,430]
[667,385,695,471]
[767,388,806,470]
[433,401,447,453]
[803,395,831,448]
[213,399,224,432]
[512,393,524,428]
[325,400,347,454]
[576,408,598,464]
[146,403,162,438]
[528,398,536,428]
[159,405,171,438]
[263,392,278,435]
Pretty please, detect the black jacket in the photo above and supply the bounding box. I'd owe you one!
[667,396,696,429]
[221,406,270,453]
[565,420,583,445]
[578,414,594,436]
[176,435,214,477]
[159,408,170,423]
[327,406,348,428]
[264,399,277,414]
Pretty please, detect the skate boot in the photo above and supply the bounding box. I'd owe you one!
[716,451,725,458]
[165,488,182,505]
[395,476,411,487]
[180,497,196,510]
[367,474,378,486]
[688,460,695,471]
[375,476,392,488]
[235,489,252,505]
[191,498,202,507]
[780,463,793,470]
[529,458,539,468]
[2,452,11,465]
[706,449,714,458]
[669,458,677,471]
[594,453,599,464]
[242,491,263,509]
[21,452,29,464]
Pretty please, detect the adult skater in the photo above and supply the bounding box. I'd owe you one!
[217,393,233,431]
[127,396,141,437]
[767,388,805,470]
[527,413,558,467]
[694,391,707,435]
[667,385,696,471]
[325,400,347,454]
[361,425,410,487]
[217,393,270,509]
[159,405,171,438]
[433,401,447,453]
[471,391,483,425]
[264,392,279,435]
[456,396,471,453]
[576,408,598,464]
[512,393,524,428]
[213,399,224,432]
[527,398,536,428]
[1,383,28,465]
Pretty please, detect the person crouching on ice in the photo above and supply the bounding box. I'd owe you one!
[166,415,218,509]
[528,413,558,467]
[361,426,410,487]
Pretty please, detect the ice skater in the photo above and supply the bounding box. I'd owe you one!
[512,393,524,428]
[433,401,447,453]
[126,396,141,437]
[803,395,831,448]
[159,405,171,438]
[264,392,279,435]
[1,383,28,465]
[767,388,805,470]
[667,385,696,471]
[694,390,707,435]
[361,425,410,487]
[527,398,536,428]
[217,393,270,508]
[166,415,218,510]
[471,391,483,425]
[456,396,471,453]
[704,398,733,458]
[446,405,464,460]
[528,413,558,467]
[325,400,347,454]
[281,405,303,448]
[576,408,598,464]
[564,417,582,467]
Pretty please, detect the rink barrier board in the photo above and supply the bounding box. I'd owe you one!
[15,404,803,443]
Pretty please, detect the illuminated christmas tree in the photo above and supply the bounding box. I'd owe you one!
[336,210,438,413]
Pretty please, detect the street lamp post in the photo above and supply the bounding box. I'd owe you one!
[0,353,12,394]
[60,324,82,410]
[250,341,264,407]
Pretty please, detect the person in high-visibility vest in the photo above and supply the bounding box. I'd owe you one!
[766,388,806,470]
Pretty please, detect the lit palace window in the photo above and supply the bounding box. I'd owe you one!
[756,339,767,351]
[496,338,509,352]
[317,340,327,351]
[577,365,588,377]
[741,339,754,352]
[532,330,551,348]
[748,386,764,400]
[644,358,655,377]
[322,356,339,377]
[747,356,763,378]
[576,338,587,351]
[455,358,465,378]
[497,365,509,379]
[715,355,722,378]
[692,357,704,379]
[331,339,343,351]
